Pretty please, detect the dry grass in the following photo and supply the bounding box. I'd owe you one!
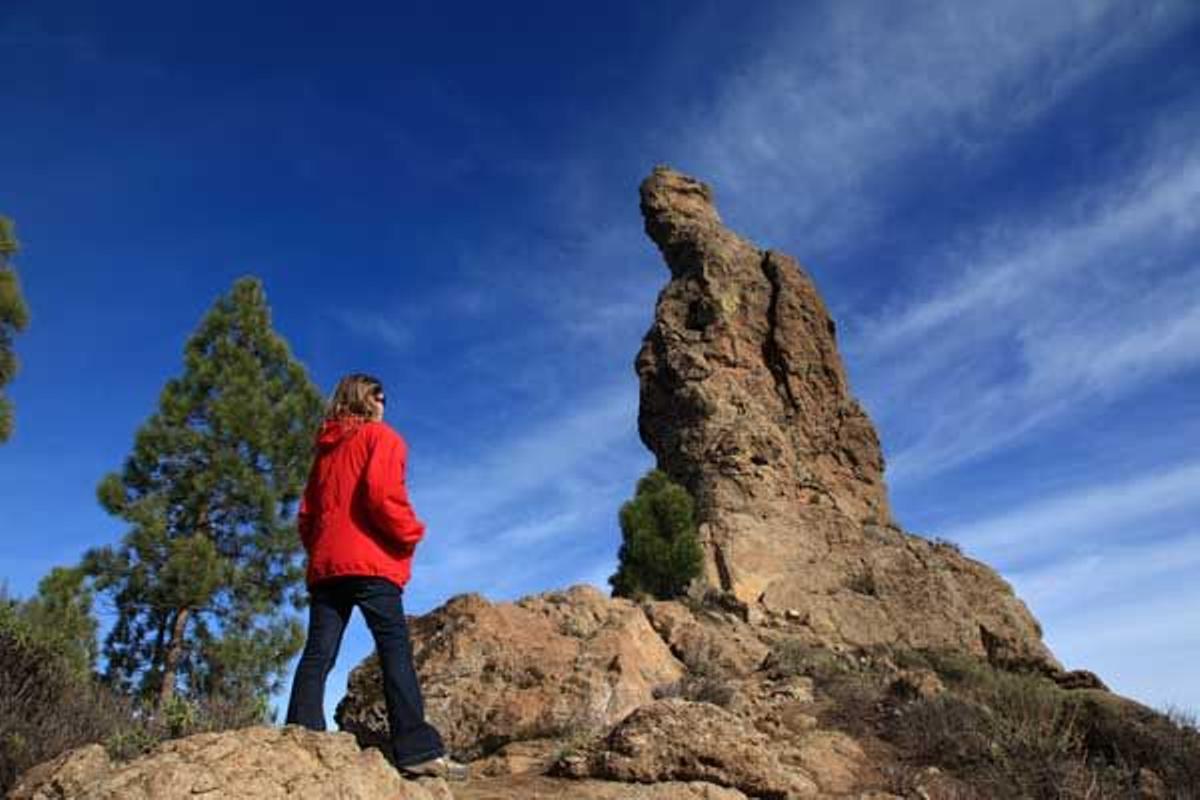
[1,613,128,790]
[652,673,737,708]
[766,637,852,683]
[1,607,269,794]
[879,650,1200,799]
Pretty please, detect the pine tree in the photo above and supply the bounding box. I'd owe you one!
[609,469,704,600]
[86,277,324,712]
[17,566,99,681]
[0,215,30,443]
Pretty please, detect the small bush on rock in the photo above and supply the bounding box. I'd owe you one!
[767,638,850,683]
[652,675,737,708]
[609,470,703,600]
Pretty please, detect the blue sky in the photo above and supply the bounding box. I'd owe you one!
[2,1,1199,722]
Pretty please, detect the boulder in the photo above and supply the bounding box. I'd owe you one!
[567,699,820,799]
[642,599,770,677]
[337,585,684,761]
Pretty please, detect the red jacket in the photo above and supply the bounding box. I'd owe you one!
[298,419,427,589]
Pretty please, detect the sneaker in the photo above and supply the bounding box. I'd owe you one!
[399,755,469,781]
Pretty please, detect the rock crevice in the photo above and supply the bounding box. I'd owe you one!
[759,251,800,415]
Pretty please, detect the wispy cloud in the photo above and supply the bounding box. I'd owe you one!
[493,510,583,547]
[416,381,637,521]
[677,0,1194,251]
[944,458,1200,562]
[404,381,649,607]
[839,120,1200,481]
[1029,563,1200,711]
[330,308,412,351]
[861,144,1200,353]
[1020,280,1200,401]
[1012,531,1200,618]
[941,461,1200,710]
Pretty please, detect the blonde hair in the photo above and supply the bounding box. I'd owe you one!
[326,373,384,421]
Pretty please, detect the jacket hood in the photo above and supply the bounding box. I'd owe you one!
[315,418,369,451]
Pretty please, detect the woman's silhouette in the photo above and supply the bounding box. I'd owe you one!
[285,373,465,781]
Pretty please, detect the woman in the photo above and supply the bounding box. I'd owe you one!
[285,373,466,781]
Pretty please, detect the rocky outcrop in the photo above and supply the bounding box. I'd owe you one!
[638,169,889,530]
[642,599,770,677]
[9,726,450,800]
[635,166,1056,670]
[336,587,895,797]
[336,585,685,760]
[565,699,820,798]
[323,168,1069,797]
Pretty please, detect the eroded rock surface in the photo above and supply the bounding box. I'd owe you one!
[336,585,684,761]
[638,168,889,531]
[9,726,450,800]
[565,699,820,799]
[635,166,1056,670]
[455,776,751,800]
[643,599,770,677]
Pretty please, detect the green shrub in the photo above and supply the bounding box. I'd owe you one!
[609,469,703,600]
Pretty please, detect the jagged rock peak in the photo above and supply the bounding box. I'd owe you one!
[639,166,726,277]
[634,166,1055,671]
[637,165,891,562]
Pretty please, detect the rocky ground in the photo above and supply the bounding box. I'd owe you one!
[329,584,1188,799]
[8,725,451,800]
[16,586,1194,798]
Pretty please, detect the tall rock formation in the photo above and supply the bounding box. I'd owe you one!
[636,166,1055,668]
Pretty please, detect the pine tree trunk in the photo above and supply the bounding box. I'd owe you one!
[150,612,167,670]
[158,606,190,708]
[157,505,208,707]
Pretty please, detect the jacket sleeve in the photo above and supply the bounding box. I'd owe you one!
[364,429,427,549]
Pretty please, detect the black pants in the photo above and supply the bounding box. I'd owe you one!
[285,576,445,766]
